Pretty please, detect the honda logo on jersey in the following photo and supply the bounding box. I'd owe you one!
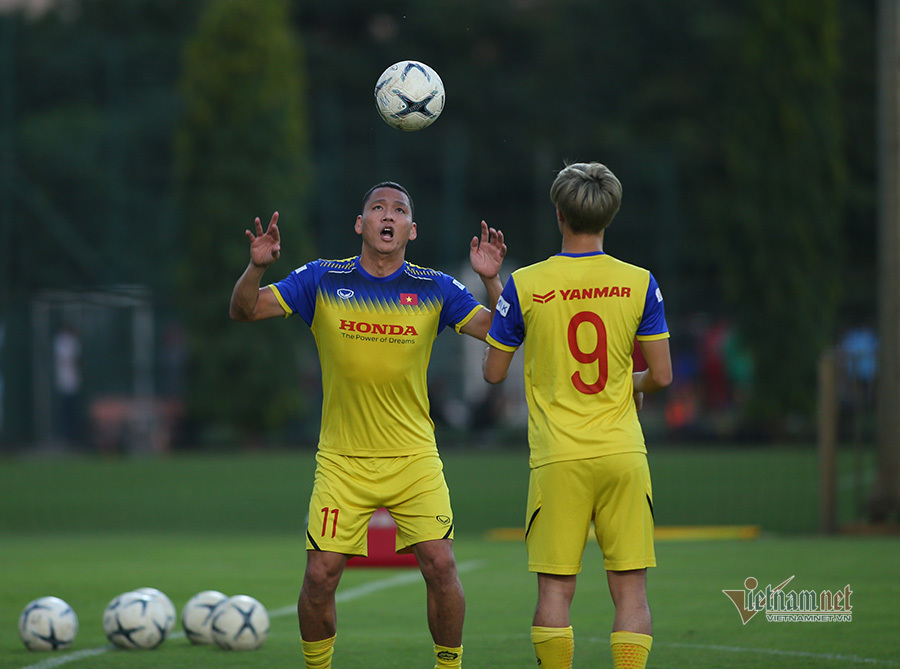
[339,320,419,336]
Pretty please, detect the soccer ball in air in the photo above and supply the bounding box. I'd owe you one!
[134,587,176,636]
[181,590,228,645]
[210,594,270,651]
[102,591,169,650]
[18,596,78,651]
[374,60,445,131]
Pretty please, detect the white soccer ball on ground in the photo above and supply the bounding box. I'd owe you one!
[18,596,78,651]
[374,60,445,131]
[210,594,270,651]
[181,590,228,645]
[102,591,169,650]
[134,587,176,635]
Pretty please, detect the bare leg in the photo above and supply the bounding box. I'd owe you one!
[607,569,651,634]
[412,539,465,646]
[298,551,348,641]
[533,573,577,627]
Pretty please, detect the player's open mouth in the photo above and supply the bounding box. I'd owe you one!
[380,226,394,240]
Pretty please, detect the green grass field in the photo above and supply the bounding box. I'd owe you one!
[1,448,897,668]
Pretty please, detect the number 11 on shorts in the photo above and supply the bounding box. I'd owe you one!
[321,507,339,538]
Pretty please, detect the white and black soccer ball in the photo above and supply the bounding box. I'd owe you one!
[18,596,78,651]
[102,591,169,650]
[210,594,269,651]
[374,60,445,131]
[134,587,176,636]
[181,590,228,645]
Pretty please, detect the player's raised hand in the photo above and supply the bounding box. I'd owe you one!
[246,212,281,268]
[470,220,507,279]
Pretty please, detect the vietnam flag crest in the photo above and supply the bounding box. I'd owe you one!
[400,293,418,306]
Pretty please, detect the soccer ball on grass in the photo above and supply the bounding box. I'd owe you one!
[134,587,176,635]
[181,590,228,645]
[210,594,269,651]
[374,60,445,131]
[18,596,78,651]
[102,591,169,650]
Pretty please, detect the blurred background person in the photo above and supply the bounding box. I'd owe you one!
[53,323,82,448]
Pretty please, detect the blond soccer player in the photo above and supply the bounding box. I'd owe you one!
[483,163,672,669]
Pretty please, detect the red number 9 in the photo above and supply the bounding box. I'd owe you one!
[567,311,608,394]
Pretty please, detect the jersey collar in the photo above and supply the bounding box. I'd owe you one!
[556,251,606,258]
[354,256,408,282]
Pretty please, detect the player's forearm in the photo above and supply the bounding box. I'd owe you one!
[632,368,672,394]
[481,274,503,313]
[635,339,673,393]
[229,263,268,321]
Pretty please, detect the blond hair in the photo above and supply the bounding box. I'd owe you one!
[550,162,622,234]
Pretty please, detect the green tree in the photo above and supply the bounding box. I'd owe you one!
[175,0,313,442]
[4,0,200,294]
[711,0,845,429]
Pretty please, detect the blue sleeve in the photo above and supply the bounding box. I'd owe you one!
[269,261,321,327]
[636,272,669,337]
[487,276,525,347]
[437,273,483,334]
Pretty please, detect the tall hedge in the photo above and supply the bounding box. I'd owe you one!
[713,0,845,428]
[175,0,314,442]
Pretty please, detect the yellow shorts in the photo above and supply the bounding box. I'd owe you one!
[525,452,656,574]
[306,450,455,557]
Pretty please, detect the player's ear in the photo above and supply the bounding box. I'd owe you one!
[355,215,363,235]
[556,208,566,233]
[408,221,417,241]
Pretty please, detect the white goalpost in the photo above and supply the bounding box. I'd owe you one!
[31,287,162,453]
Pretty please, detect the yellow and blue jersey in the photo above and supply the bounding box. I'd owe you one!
[269,256,484,457]
[486,252,669,467]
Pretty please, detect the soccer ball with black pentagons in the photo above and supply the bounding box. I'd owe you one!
[210,594,269,651]
[18,596,78,651]
[374,60,445,131]
[102,591,169,650]
[181,589,228,645]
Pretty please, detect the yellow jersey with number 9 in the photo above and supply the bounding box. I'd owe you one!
[486,252,669,468]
